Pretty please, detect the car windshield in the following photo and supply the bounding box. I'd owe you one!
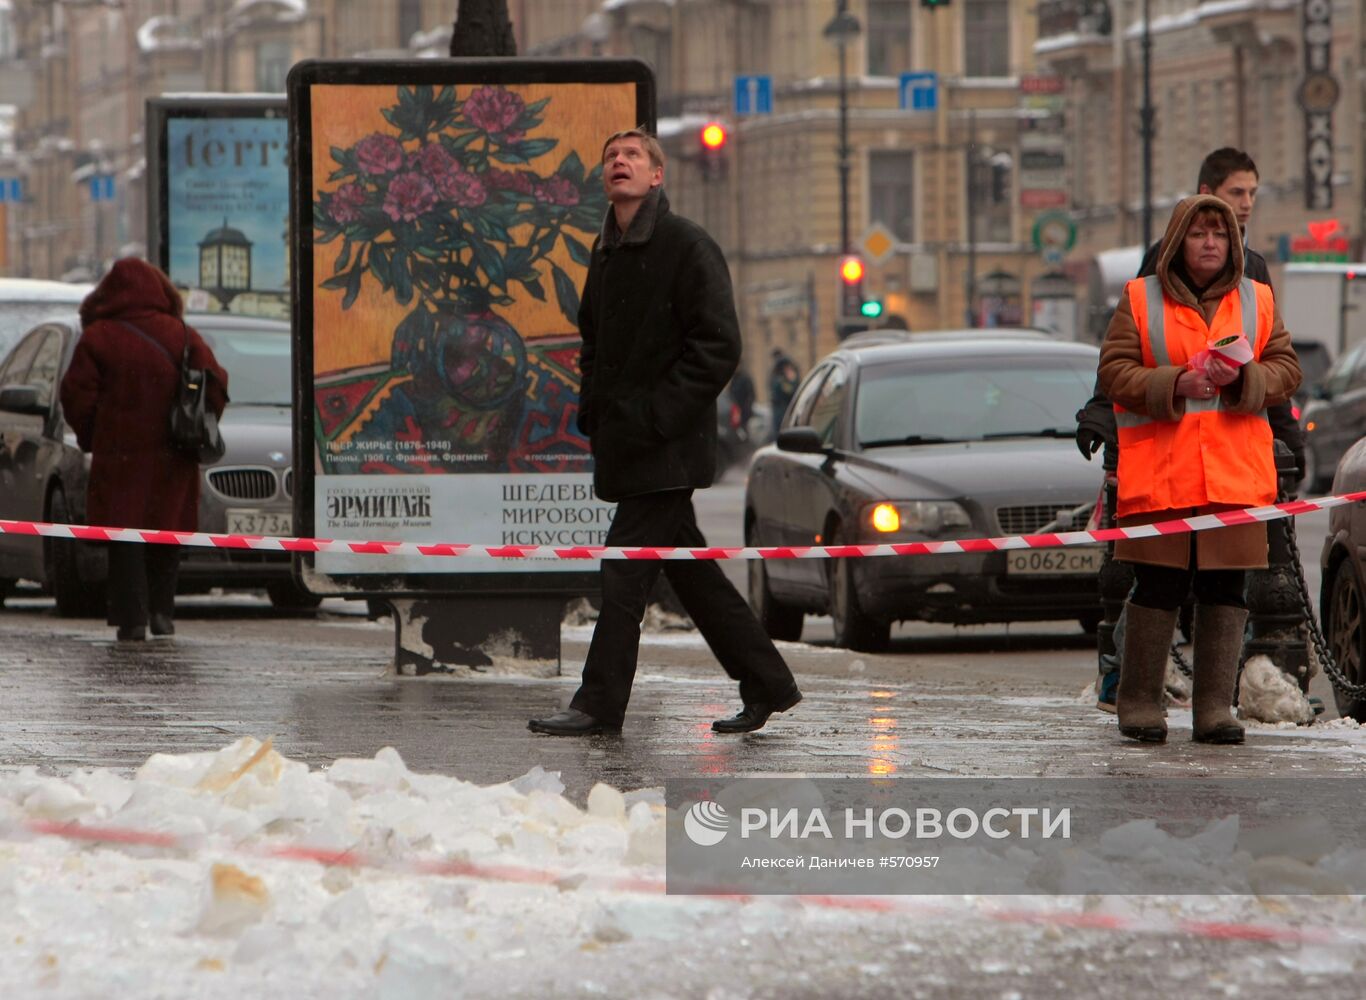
[0,303,81,358]
[196,324,292,406]
[856,355,1095,448]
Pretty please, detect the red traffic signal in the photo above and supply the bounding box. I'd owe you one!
[839,256,865,284]
[700,122,728,151]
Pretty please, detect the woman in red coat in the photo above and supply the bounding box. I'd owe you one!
[59,259,228,641]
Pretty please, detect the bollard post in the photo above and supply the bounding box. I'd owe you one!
[1241,441,1311,690]
[1095,447,1134,680]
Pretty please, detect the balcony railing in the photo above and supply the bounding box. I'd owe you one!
[1036,0,1112,41]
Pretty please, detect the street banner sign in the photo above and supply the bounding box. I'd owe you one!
[1020,189,1069,210]
[145,96,290,320]
[898,72,937,112]
[289,59,653,599]
[734,74,772,115]
[0,177,22,202]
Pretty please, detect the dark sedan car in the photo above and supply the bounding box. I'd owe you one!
[0,311,311,615]
[1300,340,1366,493]
[1317,434,1366,721]
[744,332,1105,650]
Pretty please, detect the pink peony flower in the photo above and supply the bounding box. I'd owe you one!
[536,175,580,207]
[409,142,457,179]
[329,182,368,223]
[355,132,405,175]
[485,168,536,195]
[382,172,438,222]
[463,86,525,135]
[436,169,488,208]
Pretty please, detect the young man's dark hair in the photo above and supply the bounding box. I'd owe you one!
[1197,148,1259,193]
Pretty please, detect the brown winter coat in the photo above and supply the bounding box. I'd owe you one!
[60,259,228,531]
[1098,196,1301,569]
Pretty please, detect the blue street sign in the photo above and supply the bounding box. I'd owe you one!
[0,177,21,203]
[899,71,938,112]
[734,74,773,116]
[89,174,115,202]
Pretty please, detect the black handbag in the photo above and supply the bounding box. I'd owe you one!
[116,320,226,464]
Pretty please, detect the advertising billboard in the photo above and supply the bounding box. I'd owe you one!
[146,96,290,320]
[289,60,654,594]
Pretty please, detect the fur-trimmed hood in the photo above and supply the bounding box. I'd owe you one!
[79,258,184,326]
[1155,195,1244,308]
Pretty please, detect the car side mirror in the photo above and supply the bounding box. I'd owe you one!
[776,426,827,454]
[0,384,44,415]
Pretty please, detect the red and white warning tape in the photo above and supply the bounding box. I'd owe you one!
[8,816,1351,945]
[1,491,1361,561]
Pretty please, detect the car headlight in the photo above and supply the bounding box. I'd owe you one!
[864,500,972,537]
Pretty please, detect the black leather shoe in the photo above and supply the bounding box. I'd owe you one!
[149,614,175,637]
[712,687,802,734]
[116,625,146,642]
[528,709,619,736]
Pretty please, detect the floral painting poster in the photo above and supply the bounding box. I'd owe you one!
[298,72,647,576]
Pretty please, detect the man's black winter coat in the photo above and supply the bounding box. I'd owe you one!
[576,189,740,501]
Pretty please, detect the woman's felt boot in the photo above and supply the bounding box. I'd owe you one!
[1117,602,1179,743]
[1191,604,1247,744]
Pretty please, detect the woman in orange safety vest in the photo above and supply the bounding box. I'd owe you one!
[1098,194,1301,745]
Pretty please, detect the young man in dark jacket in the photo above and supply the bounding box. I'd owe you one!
[529,129,801,737]
[1076,148,1302,712]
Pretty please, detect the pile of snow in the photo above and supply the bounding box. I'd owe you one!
[3,740,1365,996]
[1238,655,1315,725]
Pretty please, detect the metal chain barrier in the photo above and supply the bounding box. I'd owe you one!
[1165,504,1361,693]
[1284,515,1366,701]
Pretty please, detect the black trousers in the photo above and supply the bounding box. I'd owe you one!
[1132,563,1246,611]
[570,489,798,727]
[107,542,179,628]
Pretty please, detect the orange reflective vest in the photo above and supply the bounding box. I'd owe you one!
[1113,275,1276,517]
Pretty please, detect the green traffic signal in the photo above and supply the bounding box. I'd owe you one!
[860,299,884,319]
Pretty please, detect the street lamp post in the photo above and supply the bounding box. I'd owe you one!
[823,1,861,260]
[1140,0,1154,249]
[966,110,978,328]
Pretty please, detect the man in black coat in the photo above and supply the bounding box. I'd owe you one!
[529,129,801,737]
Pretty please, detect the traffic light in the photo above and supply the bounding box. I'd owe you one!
[920,0,952,7]
[860,297,884,320]
[699,121,728,180]
[839,255,865,319]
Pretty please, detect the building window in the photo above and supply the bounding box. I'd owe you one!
[870,150,914,242]
[399,0,422,47]
[255,40,292,93]
[964,0,1009,78]
[866,1,911,77]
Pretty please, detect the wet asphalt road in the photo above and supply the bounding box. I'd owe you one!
[0,476,1346,800]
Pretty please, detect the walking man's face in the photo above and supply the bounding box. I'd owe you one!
[602,137,663,204]
[1203,170,1259,231]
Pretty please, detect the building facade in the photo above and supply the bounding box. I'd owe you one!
[1035,0,1366,339]
[22,3,1328,385]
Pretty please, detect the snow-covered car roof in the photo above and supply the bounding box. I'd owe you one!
[0,277,93,303]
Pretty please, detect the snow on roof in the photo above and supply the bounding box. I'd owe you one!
[137,15,203,54]
[603,0,675,11]
[227,0,307,22]
[656,114,712,140]
[409,24,451,51]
